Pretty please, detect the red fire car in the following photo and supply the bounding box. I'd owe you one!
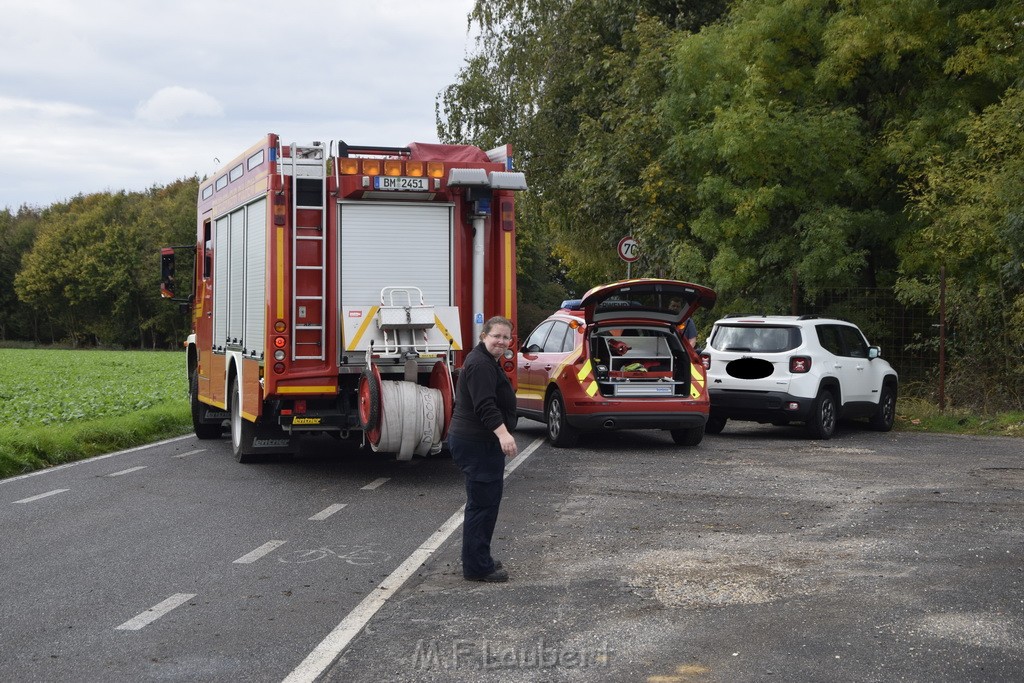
[515,279,717,447]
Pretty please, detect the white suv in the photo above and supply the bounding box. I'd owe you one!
[700,315,898,439]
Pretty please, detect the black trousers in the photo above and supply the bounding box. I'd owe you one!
[448,434,505,578]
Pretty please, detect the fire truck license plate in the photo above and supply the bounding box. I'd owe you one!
[374,176,429,191]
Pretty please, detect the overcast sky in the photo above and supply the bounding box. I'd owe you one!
[0,0,478,210]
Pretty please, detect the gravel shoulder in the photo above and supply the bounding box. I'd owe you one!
[323,422,1024,682]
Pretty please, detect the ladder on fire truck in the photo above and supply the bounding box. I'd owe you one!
[283,141,327,361]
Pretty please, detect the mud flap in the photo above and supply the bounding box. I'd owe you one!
[238,421,299,457]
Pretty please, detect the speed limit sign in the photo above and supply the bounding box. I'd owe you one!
[617,236,639,263]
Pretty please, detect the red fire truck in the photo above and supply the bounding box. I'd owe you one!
[160,133,527,462]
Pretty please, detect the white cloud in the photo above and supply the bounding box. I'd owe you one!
[0,96,95,118]
[135,86,225,124]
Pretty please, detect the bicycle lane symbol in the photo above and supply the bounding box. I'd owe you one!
[278,545,392,566]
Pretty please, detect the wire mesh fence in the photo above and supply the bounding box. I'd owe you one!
[786,288,937,386]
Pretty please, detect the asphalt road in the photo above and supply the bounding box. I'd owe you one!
[2,420,1022,682]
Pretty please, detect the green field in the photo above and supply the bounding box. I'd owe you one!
[0,349,192,479]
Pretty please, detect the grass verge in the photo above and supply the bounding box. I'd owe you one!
[0,404,192,479]
[895,397,1024,438]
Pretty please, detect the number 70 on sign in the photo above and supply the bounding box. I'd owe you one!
[617,236,639,277]
[617,236,639,262]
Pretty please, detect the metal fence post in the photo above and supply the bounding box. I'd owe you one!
[939,265,946,411]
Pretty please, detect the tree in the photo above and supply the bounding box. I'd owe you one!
[438,0,729,311]
[0,206,42,341]
[13,178,198,347]
[901,86,1024,405]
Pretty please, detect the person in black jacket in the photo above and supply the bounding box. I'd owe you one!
[448,315,519,582]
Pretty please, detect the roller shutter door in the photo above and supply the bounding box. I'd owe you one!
[243,199,267,358]
[338,203,453,307]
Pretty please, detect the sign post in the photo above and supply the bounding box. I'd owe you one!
[617,236,639,278]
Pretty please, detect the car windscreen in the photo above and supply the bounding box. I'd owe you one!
[710,325,801,353]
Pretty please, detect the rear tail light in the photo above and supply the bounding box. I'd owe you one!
[701,353,711,370]
[790,356,811,373]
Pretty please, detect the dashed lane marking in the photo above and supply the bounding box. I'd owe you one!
[172,449,205,458]
[107,466,148,477]
[233,540,287,564]
[309,504,348,521]
[13,489,69,504]
[115,593,196,631]
[360,478,390,491]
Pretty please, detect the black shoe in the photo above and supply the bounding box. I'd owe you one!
[465,568,509,583]
[493,560,503,571]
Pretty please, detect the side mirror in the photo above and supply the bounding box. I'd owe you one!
[160,248,176,299]
[868,346,881,359]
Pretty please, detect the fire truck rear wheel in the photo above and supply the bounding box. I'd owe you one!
[191,369,222,439]
[230,374,259,463]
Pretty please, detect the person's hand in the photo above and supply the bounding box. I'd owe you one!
[498,431,518,459]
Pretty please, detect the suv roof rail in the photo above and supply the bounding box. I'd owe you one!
[724,313,765,318]
[797,314,819,320]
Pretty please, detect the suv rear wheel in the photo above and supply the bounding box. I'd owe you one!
[671,423,705,446]
[545,389,579,448]
[806,389,837,440]
[705,414,727,435]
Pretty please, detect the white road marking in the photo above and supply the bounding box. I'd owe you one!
[309,504,348,521]
[281,436,545,683]
[107,466,148,477]
[115,593,196,631]
[172,449,205,458]
[233,540,287,564]
[0,434,193,486]
[13,489,69,504]
[360,478,390,490]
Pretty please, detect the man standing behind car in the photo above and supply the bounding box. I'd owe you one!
[670,298,698,346]
[683,318,697,346]
[448,316,519,583]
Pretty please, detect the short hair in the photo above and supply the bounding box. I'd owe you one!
[481,315,514,338]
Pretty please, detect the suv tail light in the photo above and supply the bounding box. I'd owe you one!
[790,356,811,373]
[701,353,711,370]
